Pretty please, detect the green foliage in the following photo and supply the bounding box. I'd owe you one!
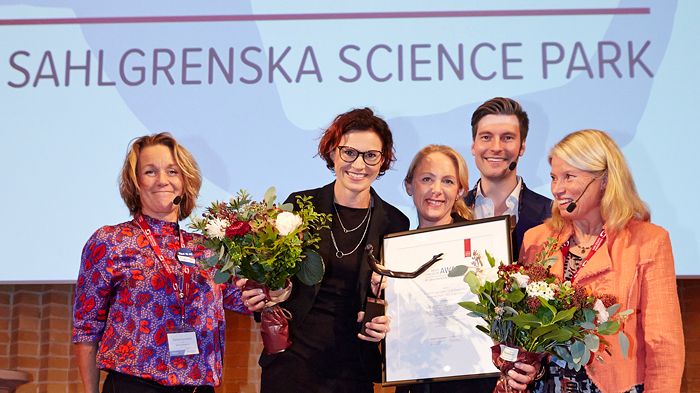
[454,240,632,370]
[190,189,331,290]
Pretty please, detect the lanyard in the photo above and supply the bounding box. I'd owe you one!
[134,215,192,327]
[560,229,607,283]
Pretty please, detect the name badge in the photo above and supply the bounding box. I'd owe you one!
[177,248,196,266]
[167,331,200,356]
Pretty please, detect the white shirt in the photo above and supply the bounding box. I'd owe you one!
[474,176,522,223]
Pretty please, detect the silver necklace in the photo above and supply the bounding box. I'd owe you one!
[333,202,371,233]
[330,207,372,259]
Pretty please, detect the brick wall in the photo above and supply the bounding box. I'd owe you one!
[0,281,696,393]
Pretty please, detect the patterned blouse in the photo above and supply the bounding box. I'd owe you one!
[72,215,248,387]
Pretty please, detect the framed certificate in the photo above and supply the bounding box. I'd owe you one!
[382,215,512,385]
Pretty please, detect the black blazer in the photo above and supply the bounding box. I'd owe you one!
[259,182,409,381]
[465,180,551,261]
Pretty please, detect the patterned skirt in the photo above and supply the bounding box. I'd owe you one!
[532,360,644,393]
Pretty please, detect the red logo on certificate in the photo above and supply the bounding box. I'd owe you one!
[464,239,471,257]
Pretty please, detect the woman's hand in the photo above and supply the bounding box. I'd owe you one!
[369,272,387,297]
[506,362,540,391]
[356,312,390,342]
[235,278,292,312]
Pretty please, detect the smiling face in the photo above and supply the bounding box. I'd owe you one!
[406,152,462,228]
[550,155,605,224]
[471,114,524,182]
[330,129,384,205]
[137,144,184,222]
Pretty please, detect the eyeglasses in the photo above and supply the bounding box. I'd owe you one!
[337,146,383,166]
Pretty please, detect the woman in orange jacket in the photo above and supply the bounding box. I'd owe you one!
[520,129,684,393]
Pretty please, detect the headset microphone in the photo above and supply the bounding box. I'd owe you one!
[172,196,182,205]
[565,177,599,213]
[508,161,517,171]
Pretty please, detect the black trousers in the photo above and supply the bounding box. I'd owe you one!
[395,377,498,393]
[261,351,374,393]
[102,371,215,393]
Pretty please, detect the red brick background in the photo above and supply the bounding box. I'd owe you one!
[0,281,695,393]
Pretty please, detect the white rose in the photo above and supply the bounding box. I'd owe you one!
[593,299,610,323]
[205,217,229,240]
[275,212,303,236]
[476,264,500,285]
[511,272,530,288]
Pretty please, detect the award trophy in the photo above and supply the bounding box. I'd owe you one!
[360,244,443,335]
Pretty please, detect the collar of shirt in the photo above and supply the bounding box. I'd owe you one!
[474,176,522,222]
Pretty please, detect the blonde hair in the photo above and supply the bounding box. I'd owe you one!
[119,132,202,221]
[549,129,649,233]
[404,145,473,220]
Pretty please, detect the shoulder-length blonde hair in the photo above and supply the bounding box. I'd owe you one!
[119,132,202,221]
[404,144,473,220]
[549,129,649,233]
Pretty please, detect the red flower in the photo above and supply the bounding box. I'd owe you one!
[139,319,151,334]
[188,364,202,380]
[225,220,251,238]
[154,326,167,346]
[153,303,164,318]
[172,357,187,369]
[156,359,168,372]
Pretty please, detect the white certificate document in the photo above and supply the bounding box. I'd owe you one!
[383,216,511,384]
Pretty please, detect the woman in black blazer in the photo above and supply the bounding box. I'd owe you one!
[240,108,409,393]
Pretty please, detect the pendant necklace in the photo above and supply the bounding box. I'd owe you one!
[330,205,372,259]
[333,202,371,233]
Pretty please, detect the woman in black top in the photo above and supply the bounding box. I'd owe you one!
[240,108,409,393]
[399,145,537,392]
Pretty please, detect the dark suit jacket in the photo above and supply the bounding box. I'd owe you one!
[259,182,409,382]
[465,180,551,261]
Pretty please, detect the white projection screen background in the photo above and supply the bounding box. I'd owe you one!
[1,1,698,281]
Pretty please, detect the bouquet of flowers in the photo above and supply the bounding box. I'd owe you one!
[191,187,331,353]
[452,239,631,393]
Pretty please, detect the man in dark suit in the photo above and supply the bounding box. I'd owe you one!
[465,97,552,263]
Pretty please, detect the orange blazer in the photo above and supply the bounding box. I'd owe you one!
[520,220,684,393]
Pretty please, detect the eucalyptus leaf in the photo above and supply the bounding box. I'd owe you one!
[264,186,277,209]
[297,250,325,285]
[618,309,634,317]
[280,203,294,212]
[447,265,469,277]
[606,303,621,316]
[584,333,600,353]
[202,255,219,268]
[618,331,631,359]
[583,308,596,323]
[579,321,596,330]
[597,320,620,335]
[213,270,231,284]
[465,271,481,294]
[570,340,586,364]
[578,348,591,371]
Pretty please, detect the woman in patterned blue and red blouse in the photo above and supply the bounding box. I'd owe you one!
[73,133,249,393]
